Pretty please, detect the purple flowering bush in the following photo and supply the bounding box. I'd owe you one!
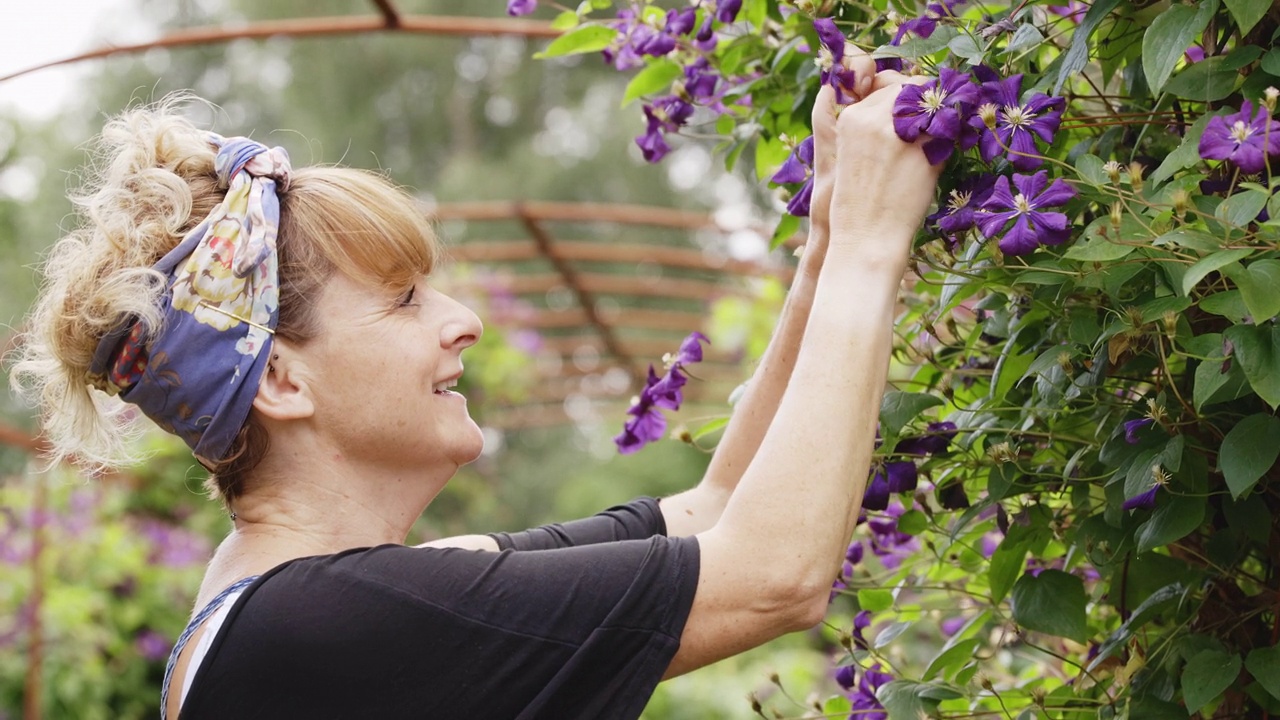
[521,0,1280,717]
[0,468,214,717]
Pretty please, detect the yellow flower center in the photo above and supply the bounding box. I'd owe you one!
[947,189,972,210]
[1013,193,1032,214]
[919,87,947,113]
[1230,120,1255,144]
[1002,105,1036,129]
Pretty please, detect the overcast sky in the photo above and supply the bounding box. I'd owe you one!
[1,0,144,118]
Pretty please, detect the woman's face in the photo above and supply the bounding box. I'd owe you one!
[298,272,485,474]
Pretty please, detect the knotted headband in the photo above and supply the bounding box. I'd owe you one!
[87,134,291,464]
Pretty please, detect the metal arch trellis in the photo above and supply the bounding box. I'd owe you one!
[0,0,799,442]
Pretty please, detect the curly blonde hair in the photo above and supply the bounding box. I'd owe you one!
[11,95,440,505]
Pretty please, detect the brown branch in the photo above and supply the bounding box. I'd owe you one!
[516,208,641,385]
[0,14,558,83]
[370,0,401,28]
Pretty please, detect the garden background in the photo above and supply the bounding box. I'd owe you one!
[3,0,1280,718]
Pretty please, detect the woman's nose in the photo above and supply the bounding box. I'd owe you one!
[437,290,483,350]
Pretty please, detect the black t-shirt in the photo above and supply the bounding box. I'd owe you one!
[180,498,701,720]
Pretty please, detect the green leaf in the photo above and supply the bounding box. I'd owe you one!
[1223,495,1272,544]
[1055,0,1122,93]
[857,588,894,612]
[1136,497,1205,553]
[1004,23,1044,56]
[1199,290,1250,322]
[876,680,954,720]
[1164,56,1240,102]
[769,213,801,250]
[1246,645,1280,701]
[880,391,945,440]
[1074,153,1108,186]
[1225,259,1280,322]
[1142,2,1214,95]
[1010,570,1088,642]
[1216,188,1270,227]
[897,509,928,535]
[874,26,958,61]
[1154,228,1221,252]
[1264,48,1280,76]
[988,537,1029,603]
[1150,110,1229,185]
[533,25,617,59]
[948,34,984,65]
[1224,0,1270,35]
[550,11,580,30]
[873,620,913,649]
[924,638,981,681]
[1225,323,1280,409]
[754,134,792,181]
[1182,649,1242,714]
[621,59,681,106]
[1089,583,1185,671]
[1219,413,1280,498]
[1182,248,1253,296]
[1194,354,1251,410]
[1064,234,1136,261]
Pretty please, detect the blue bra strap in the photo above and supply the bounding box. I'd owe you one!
[160,575,260,720]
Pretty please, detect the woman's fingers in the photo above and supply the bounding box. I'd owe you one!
[870,70,930,93]
[840,45,877,101]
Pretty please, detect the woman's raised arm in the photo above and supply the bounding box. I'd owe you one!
[665,77,942,677]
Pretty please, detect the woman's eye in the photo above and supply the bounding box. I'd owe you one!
[398,285,417,307]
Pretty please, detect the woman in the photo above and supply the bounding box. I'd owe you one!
[12,53,939,718]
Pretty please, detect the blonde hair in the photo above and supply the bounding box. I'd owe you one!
[10,95,440,504]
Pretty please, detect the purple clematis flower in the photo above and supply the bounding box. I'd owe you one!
[847,664,893,720]
[1046,0,1086,23]
[716,0,743,23]
[614,332,710,453]
[883,461,919,493]
[897,0,965,40]
[851,610,873,649]
[863,471,891,511]
[773,136,816,217]
[665,6,697,36]
[928,174,997,247]
[506,0,536,16]
[676,331,709,364]
[682,57,719,101]
[835,664,856,690]
[895,421,959,456]
[892,68,980,164]
[938,482,970,509]
[846,541,865,565]
[635,95,694,163]
[1199,100,1280,175]
[1123,417,1153,444]
[1122,484,1159,511]
[976,171,1077,255]
[971,72,1065,171]
[814,18,859,103]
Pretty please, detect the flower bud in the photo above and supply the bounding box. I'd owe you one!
[768,672,781,686]
[978,103,999,130]
[1264,86,1279,112]
[1109,202,1123,232]
[748,692,763,716]
[1162,310,1177,338]
[1171,189,1190,220]
[986,442,1015,464]
[1057,350,1073,374]
[1103,160,1122,184]
[1128,162,1144,193]
[977,673,994,691]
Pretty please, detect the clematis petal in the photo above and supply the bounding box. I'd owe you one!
[786,177,814,217]
[771,152,810,184]
[677,331,709,364]
[922,136,956,165]
[716,0,743,23]
[926,107,962,140]
[863,472,891,511]
[983,175,1016,209]
[1198,116,1235,161]
[1122,484,1159,511]
[1012,170,1049,199]
[884,461,919,493]
[1232,143,1267,175]
[1006,131,1044,171]
[997,214,1040,255]
[506,0,537,15]
[1029,212,1072,245]
[983,73,1022,108]
[975,211,1013,239]
[1033,177,1078,208]
[796,135,815,166]
[1123,417,1153,444]
[813,17,846,61]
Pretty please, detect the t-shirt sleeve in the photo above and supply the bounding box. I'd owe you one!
[487,496,668,551]
[184,534,701,720]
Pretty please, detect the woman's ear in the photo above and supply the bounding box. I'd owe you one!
[252,349,315,421]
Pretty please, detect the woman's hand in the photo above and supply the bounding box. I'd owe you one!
[823,72,942,268]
